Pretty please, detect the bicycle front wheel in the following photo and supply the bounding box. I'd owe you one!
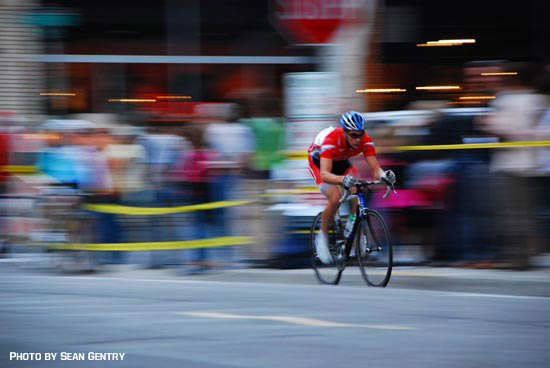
[356,209,393,287]
[310,212,344,285]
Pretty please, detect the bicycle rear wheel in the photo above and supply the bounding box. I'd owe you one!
[310,212,344,285]
[356,209,392,287]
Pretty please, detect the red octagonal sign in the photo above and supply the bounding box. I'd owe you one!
[272,0,359,45]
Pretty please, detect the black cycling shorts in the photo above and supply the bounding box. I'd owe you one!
[312,157,351,176]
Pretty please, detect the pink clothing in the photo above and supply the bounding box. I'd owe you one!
[175,150,216,183]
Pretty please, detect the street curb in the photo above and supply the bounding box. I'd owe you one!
[3,261,549,297]
[147,267,550,297]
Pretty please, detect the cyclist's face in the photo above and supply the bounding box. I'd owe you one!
[345,130,364,149]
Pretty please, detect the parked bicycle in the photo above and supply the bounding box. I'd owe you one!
[310,180,396,286]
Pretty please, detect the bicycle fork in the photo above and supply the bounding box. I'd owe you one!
[360,217,383,255]
[354,212,383,258]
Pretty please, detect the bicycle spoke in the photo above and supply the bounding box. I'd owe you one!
[356,210,393,287]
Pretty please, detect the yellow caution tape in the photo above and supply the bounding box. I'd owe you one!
[292,230,313,235]
[395,141,550,151]
[287,152,309,160]
[82,200,253,215]
[286,141,550,159]
[260,187,320,197]
[0,165,37,173]
[6,141,549,173]
[42,236,255,251]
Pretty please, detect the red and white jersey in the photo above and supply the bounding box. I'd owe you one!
[308,127,376,161]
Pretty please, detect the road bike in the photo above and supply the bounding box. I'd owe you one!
[310,180,396,287]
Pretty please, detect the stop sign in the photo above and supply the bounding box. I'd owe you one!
[272,0,358,45]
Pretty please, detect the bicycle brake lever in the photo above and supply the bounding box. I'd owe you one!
[383,183,397,199]
[383,186,391,199]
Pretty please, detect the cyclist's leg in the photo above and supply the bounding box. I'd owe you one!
[308,155,340,263]
[315,184,340,264]
[308,155,341,233]
[320,184,341,234]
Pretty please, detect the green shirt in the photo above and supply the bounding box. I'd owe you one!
[243,117,285,170]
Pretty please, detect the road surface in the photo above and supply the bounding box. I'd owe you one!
[1,267,548,368]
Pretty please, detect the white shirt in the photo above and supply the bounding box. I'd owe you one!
[484,90,548,175]
[203,122,255,167]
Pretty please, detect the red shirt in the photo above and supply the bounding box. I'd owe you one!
[308,127,376,161]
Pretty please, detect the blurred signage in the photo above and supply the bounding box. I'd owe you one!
[145,101,233,122]
[23,8,81,27]
[23,8,82,39]
[284,72,339,153]
[272,0,359,44]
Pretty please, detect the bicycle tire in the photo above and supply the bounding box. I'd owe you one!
[310,212,344,285]
[356,209,393,287]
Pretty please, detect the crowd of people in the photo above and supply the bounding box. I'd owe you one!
[368,61,550,269]
[0,97,287,271]
[0,61,548,271]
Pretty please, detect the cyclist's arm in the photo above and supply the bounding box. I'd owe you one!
[320,157,345,185]
[365,155,384,180]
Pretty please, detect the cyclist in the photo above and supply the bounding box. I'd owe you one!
[308,111,396,264]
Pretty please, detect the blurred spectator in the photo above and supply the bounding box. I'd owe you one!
[243,96,285,180]
[535,107,550,171]
[203,103,255,265]
[368,123,436,261]
[481,62,548,269]
[99,127,147,264]
[36,124,78,188]
[34,121,113,265]
[76,127,114,193]
[463,60,506,100]
[36,120,112,191]
[0,112,13,183]
[135,122,191,202]
[135,121,191,267]
[404,152,458,263]
[0,112,13,256]
[532,68,550,260]
[75,127,117,264]
[0,120,9,191]
[176,125,218,273]
[532,67,550,175]
[103,126,147,203]
[240,96,285,264]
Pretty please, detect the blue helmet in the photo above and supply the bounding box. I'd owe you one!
[340,111,365,131]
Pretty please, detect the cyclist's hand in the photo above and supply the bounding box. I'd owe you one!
[381,170,396,185]
[341,174,357,189]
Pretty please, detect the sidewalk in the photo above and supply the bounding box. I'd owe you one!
[92,264,550,297]
[2,253,549,297]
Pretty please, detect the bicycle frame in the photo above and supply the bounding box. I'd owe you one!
[311,179,395,286]
[338,179,394,257]
[337,188,369,258]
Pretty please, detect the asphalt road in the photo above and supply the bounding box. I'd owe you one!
[1,268,548,368]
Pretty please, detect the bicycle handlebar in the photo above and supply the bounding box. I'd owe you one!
[339,180,396,204]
